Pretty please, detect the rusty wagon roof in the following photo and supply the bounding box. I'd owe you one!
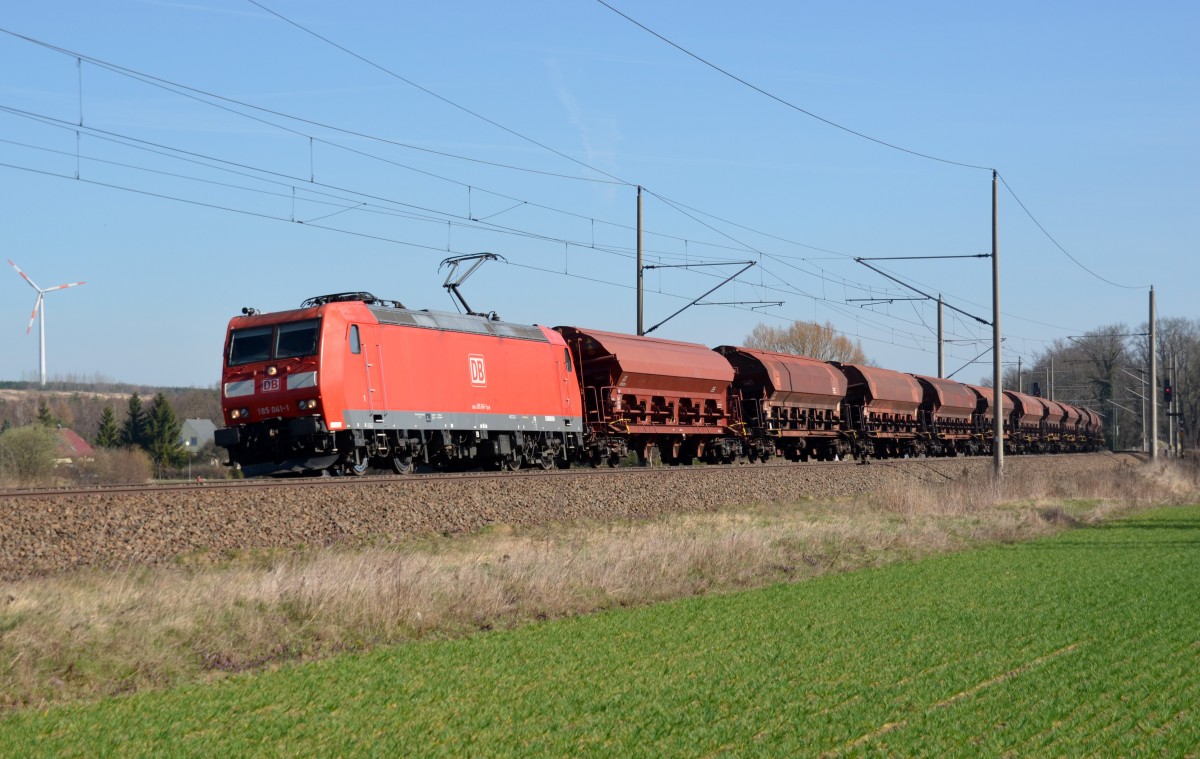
[1005,390,1049,424]
[965,384,1015,416]
[714,346,846,407]
[1055,402,1083,424]
[912,375,977,417]
[836,363,923,412]
[555,327,734,383]
[1042,399,1066,423]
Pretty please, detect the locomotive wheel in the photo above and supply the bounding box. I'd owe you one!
[390,455,414,475]
[345,449,369,476]
[503,454,524,471]
[537,451,556,470]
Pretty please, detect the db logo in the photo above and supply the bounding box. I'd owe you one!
[468,354,487,387]
[261,377,280,393]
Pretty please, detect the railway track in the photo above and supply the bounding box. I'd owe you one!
[0,454,1135,581]
[0,458,867,499]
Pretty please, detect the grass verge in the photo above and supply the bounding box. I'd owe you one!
[2,501,1198,754]
[0,457,1194,714]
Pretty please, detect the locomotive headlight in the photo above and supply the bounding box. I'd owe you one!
[266,366,278,376]
[230,409,242,419]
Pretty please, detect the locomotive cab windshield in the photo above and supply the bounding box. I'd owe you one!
[228,318,321,365]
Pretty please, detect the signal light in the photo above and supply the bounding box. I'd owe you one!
[1164,381,1173,404]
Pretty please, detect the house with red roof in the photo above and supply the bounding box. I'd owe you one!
[54,428,95,464]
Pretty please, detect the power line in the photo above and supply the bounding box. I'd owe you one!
[0,99,1076,357]
[0,16,1110,357]
[237,3,929,300]
[0,26,628,188]
[592,3,1145,298]
[245,0,634,186]
[593,0,993,172]
[997,172,1147,290]
[3,28,858,272]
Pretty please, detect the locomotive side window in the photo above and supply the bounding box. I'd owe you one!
[276,319,320,359]
[564,348,572,372]
[228,325,273,365]
[350,325,361,354]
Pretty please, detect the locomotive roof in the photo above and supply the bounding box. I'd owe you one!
[366,304,550,342]
[230,301,552,343]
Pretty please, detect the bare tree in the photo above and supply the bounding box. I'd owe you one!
[743,321,869,363]
[1134,316,1199,450]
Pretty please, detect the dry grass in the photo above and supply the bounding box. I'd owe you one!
[1,458,1195,710]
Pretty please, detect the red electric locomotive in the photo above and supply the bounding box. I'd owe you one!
[215,293,584,476]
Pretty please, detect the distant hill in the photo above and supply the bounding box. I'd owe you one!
[0,384,221,443]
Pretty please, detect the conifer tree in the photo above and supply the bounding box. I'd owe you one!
[36,400,57,428]
[146,393,186,469]
[120,393,149,449]
[95,406,121,448]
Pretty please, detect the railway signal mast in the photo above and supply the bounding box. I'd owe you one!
[7,259,86,386]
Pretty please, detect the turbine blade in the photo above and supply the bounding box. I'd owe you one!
[7,259,41,292]
[26,294,42,334]
[43,281,86,292]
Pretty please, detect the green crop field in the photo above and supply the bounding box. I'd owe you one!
[3,505,1198,756]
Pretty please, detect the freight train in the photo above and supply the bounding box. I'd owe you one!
[214,292,1103,476]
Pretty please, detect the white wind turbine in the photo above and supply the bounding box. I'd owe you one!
[8,259,86,386]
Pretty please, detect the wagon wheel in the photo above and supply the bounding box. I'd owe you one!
[606,454,622,468]
[390,454,414,475]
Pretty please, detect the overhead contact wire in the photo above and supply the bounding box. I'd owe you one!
[593,0,993,171]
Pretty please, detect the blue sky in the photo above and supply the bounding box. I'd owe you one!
[0,1,1195,388]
